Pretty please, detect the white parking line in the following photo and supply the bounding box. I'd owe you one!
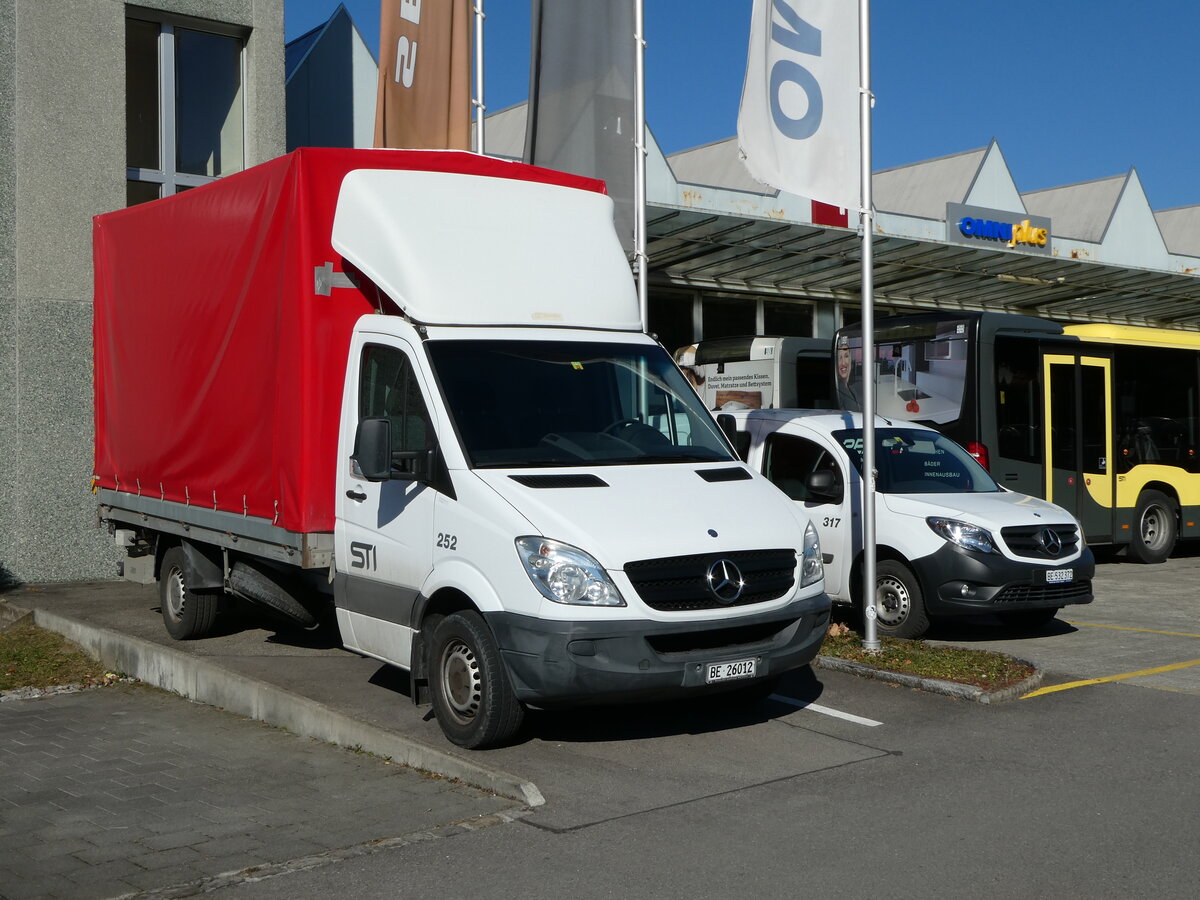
[769,694,883,727]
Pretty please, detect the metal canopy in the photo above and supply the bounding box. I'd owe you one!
[646,206,1200,328]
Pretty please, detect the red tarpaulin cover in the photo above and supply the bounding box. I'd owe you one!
[93,147,605,534]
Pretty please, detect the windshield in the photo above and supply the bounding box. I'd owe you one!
[833,427,1000,494]
[835,318,970,426]
[426,339,736,468]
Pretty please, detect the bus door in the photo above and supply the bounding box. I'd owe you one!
[1043,353,1113,541]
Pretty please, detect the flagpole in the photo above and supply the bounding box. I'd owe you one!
[633,0,649,331]
[859,0,880,651]
[473,0,485,154]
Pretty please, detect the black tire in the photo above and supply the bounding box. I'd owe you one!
[229,561,319,629]
[1128,489,1177,564]
[429,611,524,749]
[159,546,219,640]
[997,607,1060,630]
[872,560,930,639]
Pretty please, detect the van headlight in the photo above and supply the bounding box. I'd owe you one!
[800,521,824,587]
[516,537,626,607]
[927,517,997,554]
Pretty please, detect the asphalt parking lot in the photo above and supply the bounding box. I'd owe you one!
[924,545,1200,696]
[3,548,1199,897]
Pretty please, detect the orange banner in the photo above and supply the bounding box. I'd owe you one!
[374,0,472,150]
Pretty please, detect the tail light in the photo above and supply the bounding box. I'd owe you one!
[967,441,990,471]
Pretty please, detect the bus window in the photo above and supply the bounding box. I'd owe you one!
[995,336,1041,463]
[1115,346,1198,472]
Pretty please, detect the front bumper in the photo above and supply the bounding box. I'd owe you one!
[912,543,1095,616]
[484,592,831,707]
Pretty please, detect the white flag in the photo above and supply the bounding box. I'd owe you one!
[737,0,860,212]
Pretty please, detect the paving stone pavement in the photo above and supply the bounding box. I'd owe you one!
[0,683,518,900]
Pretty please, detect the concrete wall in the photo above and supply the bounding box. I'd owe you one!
[0,0,285,583]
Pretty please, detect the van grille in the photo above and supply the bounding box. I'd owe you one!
[624,549,796,611]
[1000,524,1080,560]
[993,580,1093,604]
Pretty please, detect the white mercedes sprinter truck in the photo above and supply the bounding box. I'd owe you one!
[93,149,829,749]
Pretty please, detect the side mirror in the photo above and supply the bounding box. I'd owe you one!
[352,418,392,482]
[806,469,842,503]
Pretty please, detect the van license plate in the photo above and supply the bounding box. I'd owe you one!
[1045,568,1073,584]
[706,659,757,683]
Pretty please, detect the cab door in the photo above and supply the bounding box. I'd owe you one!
[1043,353,1113,541]
[335,337,439,666]
[758,428,852,597]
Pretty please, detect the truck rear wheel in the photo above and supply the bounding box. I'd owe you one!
[872,560,930,639]
[159,546,219,640]
[429,611,524,749]
[1128,490,1176,564]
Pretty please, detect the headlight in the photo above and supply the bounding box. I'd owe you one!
[516,537,626,607]
[800,521,824,587]
[926,517,997,554]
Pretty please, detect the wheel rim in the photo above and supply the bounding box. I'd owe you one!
[1139,504,1170,551]
[439,639,482,725]
[165,565,186,623]
[875,575,910,627]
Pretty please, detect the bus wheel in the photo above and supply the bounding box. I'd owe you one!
[1129,489,1177,564]
[873,560,930,639]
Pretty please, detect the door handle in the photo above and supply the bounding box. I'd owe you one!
[345,489,367,502]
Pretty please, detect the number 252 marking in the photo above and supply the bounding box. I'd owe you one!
[436,533,458,551]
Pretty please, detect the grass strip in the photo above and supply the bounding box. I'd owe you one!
[0,622,111,692]
[820,622,1034,690]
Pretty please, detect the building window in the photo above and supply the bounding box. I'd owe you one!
[125,11,247,206]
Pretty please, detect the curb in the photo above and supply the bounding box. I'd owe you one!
[6,602,545,808]
[815,654,1043,704]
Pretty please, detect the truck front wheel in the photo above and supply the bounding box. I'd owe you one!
[429,611,524,749]
[159,546,219,640]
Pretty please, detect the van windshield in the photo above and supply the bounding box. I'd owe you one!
[832,428,1001,493]
[426,339,736,468]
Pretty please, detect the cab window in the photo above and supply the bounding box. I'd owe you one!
[763,433,842,502]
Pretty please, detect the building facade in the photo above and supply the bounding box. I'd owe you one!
[1,0,285,583]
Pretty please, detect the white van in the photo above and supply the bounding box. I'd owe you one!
[725,409,1095,638]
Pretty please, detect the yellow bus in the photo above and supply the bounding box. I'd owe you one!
[835,312,1200,562]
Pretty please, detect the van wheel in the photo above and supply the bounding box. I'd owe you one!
[1128,490,1176,564]
[429,611,524,749]
[873,560,929,639]
[159,546,219,640]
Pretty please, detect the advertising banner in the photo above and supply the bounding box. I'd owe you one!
[374,0,472,150]
[737,0,860,211]
[524,0,636,252]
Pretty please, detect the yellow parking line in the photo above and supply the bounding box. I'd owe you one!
[1063,621,1200,639]
[1022,659,1200,699]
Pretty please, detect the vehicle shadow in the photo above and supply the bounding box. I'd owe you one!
[923,615,1078,644]
[523,665,826,745]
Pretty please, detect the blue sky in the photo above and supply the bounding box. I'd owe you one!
[285,1,1200,211]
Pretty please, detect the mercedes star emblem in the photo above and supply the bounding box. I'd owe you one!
[706,559,746,603]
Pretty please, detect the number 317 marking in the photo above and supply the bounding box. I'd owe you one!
[823,517,841,527]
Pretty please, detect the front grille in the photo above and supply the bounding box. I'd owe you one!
[646,618,799,655]
[993,580,1093,604]
[624,548,796,611]
[1000,524,1080,560]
